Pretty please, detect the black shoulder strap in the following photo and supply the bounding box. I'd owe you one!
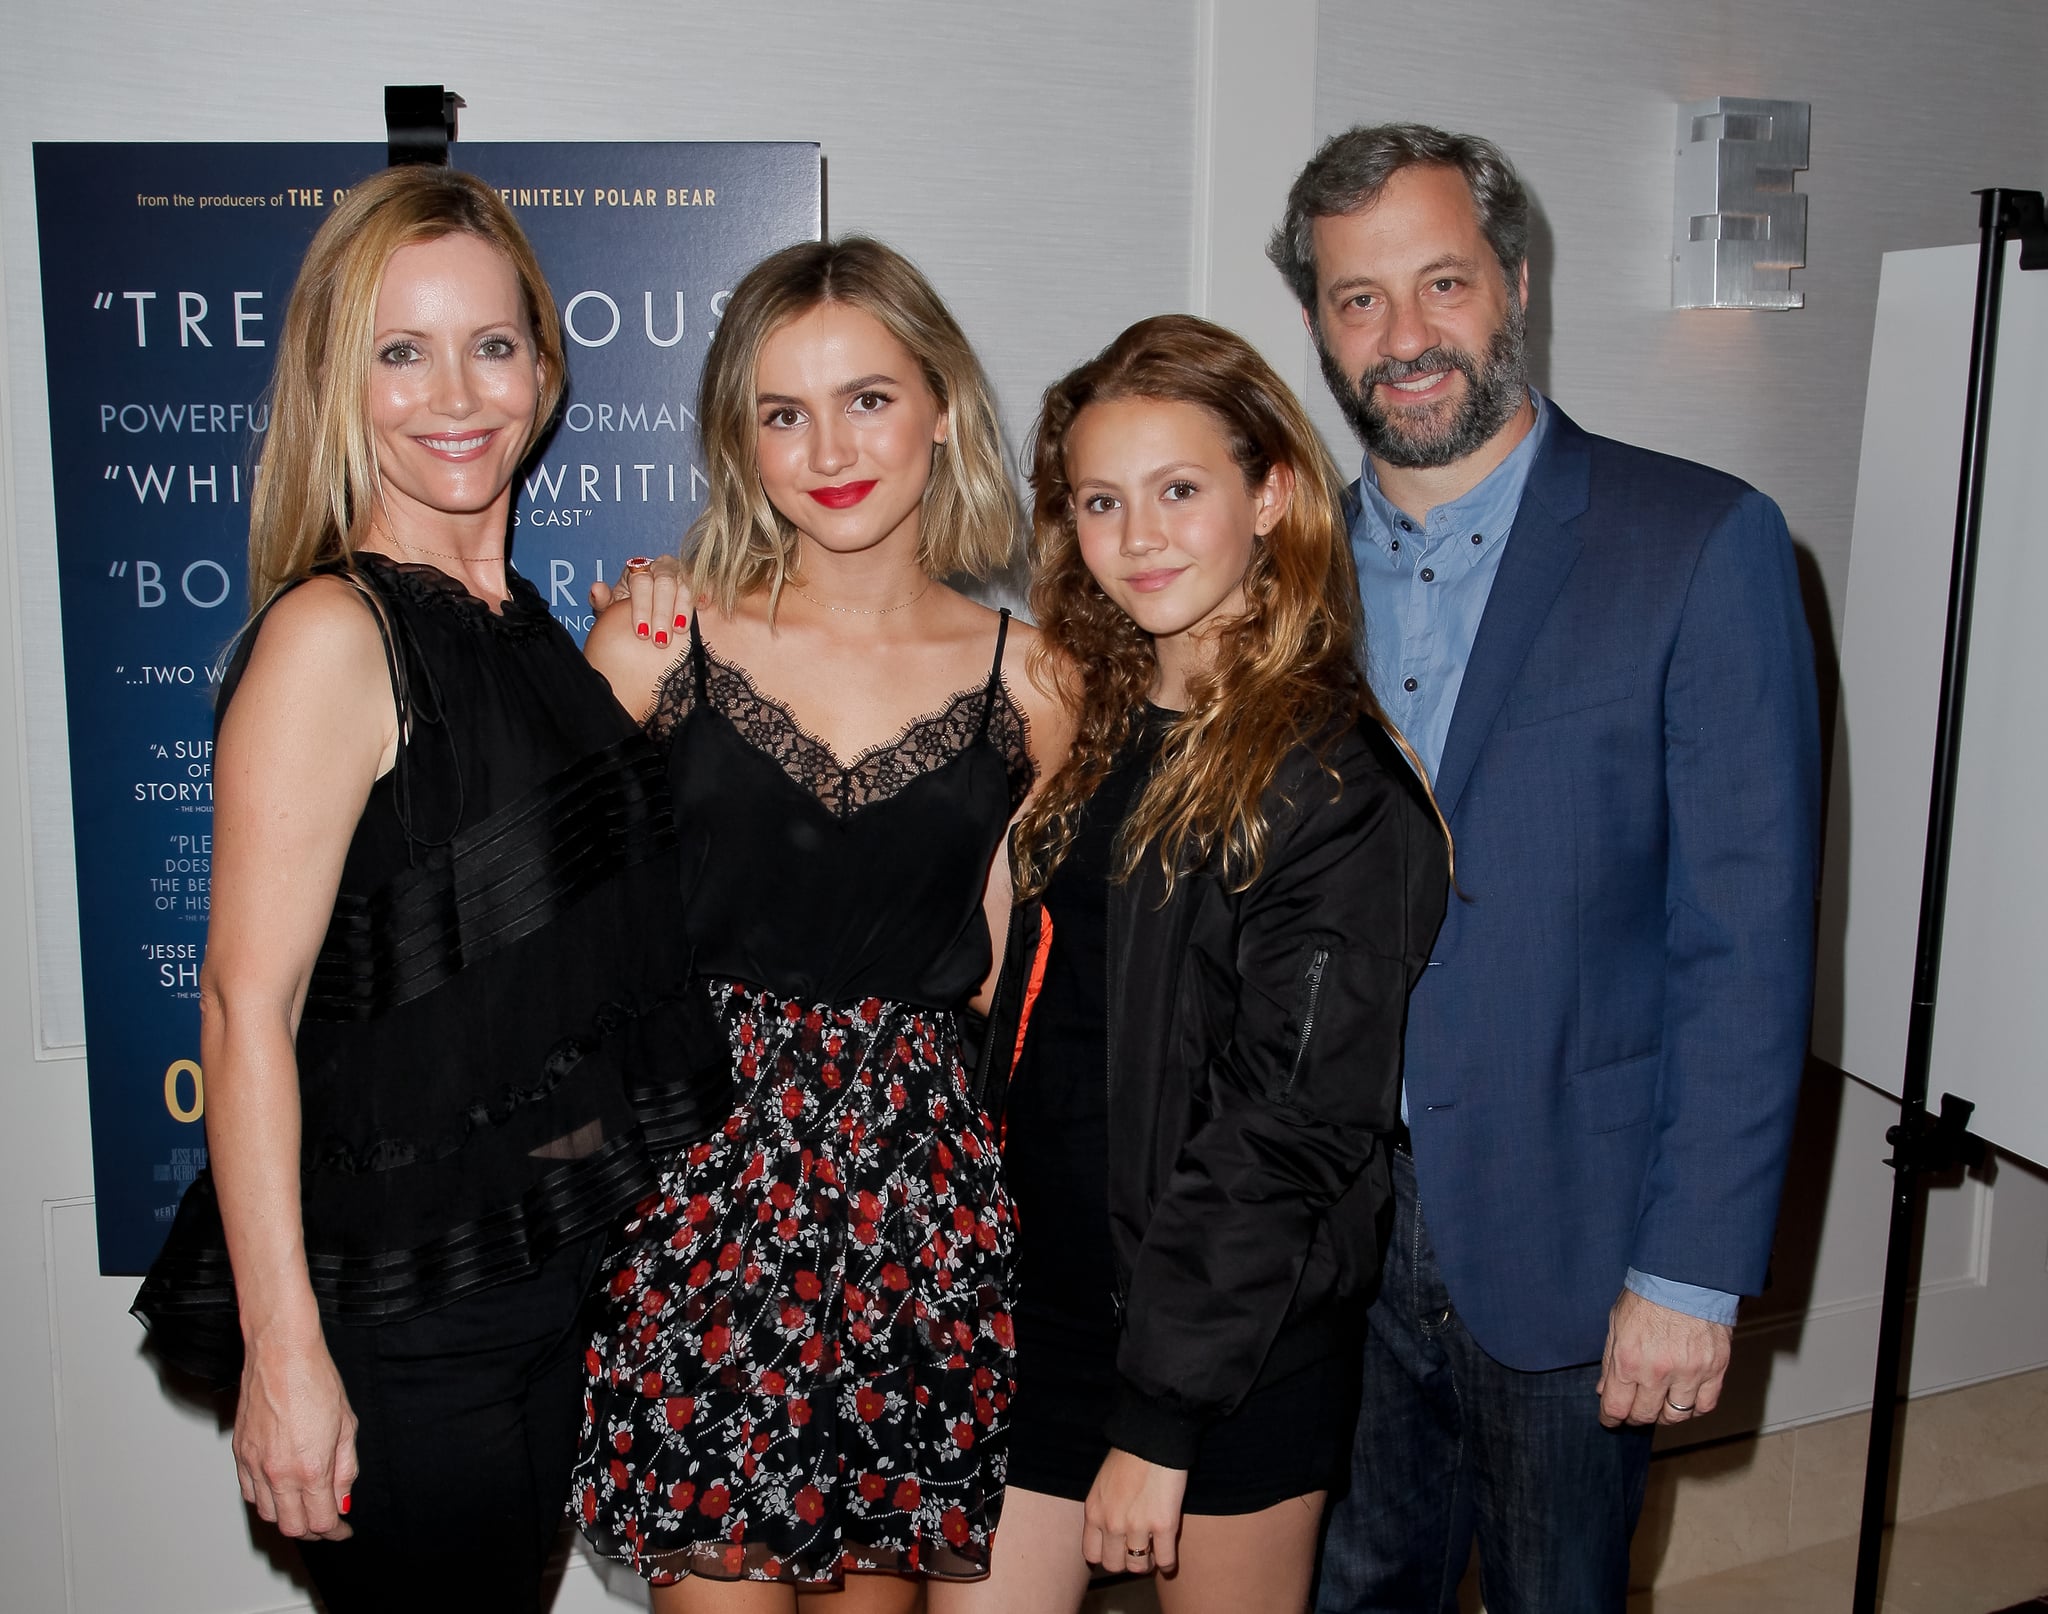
[214,562,411,737]
[211,580,303,733]
[323,558,463,857]
[330,565,413,746]
[977,607,1013,738]
[689,609,709,703]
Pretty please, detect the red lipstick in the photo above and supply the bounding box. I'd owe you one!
[808,480,877,509]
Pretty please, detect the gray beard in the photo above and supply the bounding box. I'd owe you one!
[1318,298,1529,470]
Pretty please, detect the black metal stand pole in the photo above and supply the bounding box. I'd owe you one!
[1848,187,2045,1614]
[385,86,463,168]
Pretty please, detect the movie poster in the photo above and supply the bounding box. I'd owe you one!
[32,140,821,1273]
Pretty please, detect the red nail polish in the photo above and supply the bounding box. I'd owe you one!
[636,623,648,638]
[340,1494,352,1515]
[675,613,688,630]
[655,631,668,647]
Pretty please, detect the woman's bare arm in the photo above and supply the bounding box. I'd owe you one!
[584,594,692,725]
[969,620,1074,1014]
[202,578,395,1540]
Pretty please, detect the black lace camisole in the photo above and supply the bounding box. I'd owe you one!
[648,610,1035,1011]
[133,554,728,1382]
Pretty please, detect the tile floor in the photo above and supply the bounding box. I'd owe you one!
[1074,1481,2048,1612]
[1625,1371,2048,1593]
[1631,1482,2048,1614]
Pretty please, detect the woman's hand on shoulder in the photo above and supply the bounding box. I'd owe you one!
[588,553,692,647]
[584,587,693,725]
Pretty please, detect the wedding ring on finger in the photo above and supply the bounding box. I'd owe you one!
[1666,1398,1697,1414]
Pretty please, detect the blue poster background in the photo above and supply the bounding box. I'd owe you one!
[33,141,821,1273]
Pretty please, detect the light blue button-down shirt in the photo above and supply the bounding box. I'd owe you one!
[1354,393,1550,781]
[1351,388,1737,1328]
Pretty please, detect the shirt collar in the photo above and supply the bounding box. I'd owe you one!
[1353,387,1550,562]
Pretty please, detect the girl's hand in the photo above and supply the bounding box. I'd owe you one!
[1083,1446,1188,1575]
[588,554,690,650]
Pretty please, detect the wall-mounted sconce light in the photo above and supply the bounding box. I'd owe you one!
[1673,96,1809,309]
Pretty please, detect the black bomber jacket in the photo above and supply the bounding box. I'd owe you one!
[972,715,1449,1470]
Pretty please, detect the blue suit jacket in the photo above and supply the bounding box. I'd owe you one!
[1388,405,1820,1372]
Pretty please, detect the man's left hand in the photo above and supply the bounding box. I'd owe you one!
[1597,1288,1732,1427]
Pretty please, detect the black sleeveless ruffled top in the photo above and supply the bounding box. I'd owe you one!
[133,554,728,1382]
[649,611,1035,1011]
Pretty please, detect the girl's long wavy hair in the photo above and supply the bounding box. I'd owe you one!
[245,165,565,615]
[687,236,1019,611]
[1014,313,1434,899]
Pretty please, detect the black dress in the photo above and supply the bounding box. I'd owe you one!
[574,612,1035,1586]
[133,554,724,1373]
[1003,705,1359,1514]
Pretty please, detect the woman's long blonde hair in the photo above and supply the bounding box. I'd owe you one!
[687,237,1019,610]
[1015,314,1434,899]
[245,166,565,614]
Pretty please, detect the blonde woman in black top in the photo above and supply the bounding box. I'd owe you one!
[573,238,1069,1613]
[133,167,725,1613]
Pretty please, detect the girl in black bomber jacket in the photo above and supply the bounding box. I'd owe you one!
[935,316,1449,1614]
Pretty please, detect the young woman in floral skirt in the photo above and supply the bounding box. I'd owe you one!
[570,237,1068,1613]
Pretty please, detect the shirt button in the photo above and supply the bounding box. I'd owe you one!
[1399,519,1414,532]
[1390,539,1400,552]
[1471,532,1483,545]
[1420,567,1435,582]
[1403,677,1418,693]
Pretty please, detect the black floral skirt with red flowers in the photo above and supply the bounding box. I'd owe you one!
[572,981,1017,1585]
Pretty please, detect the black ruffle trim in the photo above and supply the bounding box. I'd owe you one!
[306,733,676,1021]
[350,551,562,643]
[304,992,710,1177]
[133,1132,653,1389]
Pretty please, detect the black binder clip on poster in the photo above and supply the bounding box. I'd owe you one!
[386,85,464,168]
[1848,186,2047,1614]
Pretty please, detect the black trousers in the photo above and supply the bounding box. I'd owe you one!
[297,1234,605,1614]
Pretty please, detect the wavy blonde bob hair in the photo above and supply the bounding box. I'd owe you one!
[245,166,565,614]
[687,237,1019,609]
[1015,313,1435,899]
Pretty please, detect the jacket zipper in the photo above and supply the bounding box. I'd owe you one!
[1284,948,1331,1097]
[1105,904,1129,1329]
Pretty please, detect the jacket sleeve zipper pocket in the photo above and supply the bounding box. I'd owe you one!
[1283,947,1331,1097]
[1106,929,1129,1328]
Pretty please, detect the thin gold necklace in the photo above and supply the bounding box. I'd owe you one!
[399,543,504,564]
[793,578,931,616]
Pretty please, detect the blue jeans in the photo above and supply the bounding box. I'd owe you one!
[1316,1150,1652,1614]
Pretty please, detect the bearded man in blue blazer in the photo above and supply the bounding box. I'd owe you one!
[1273,126,1821,1613]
